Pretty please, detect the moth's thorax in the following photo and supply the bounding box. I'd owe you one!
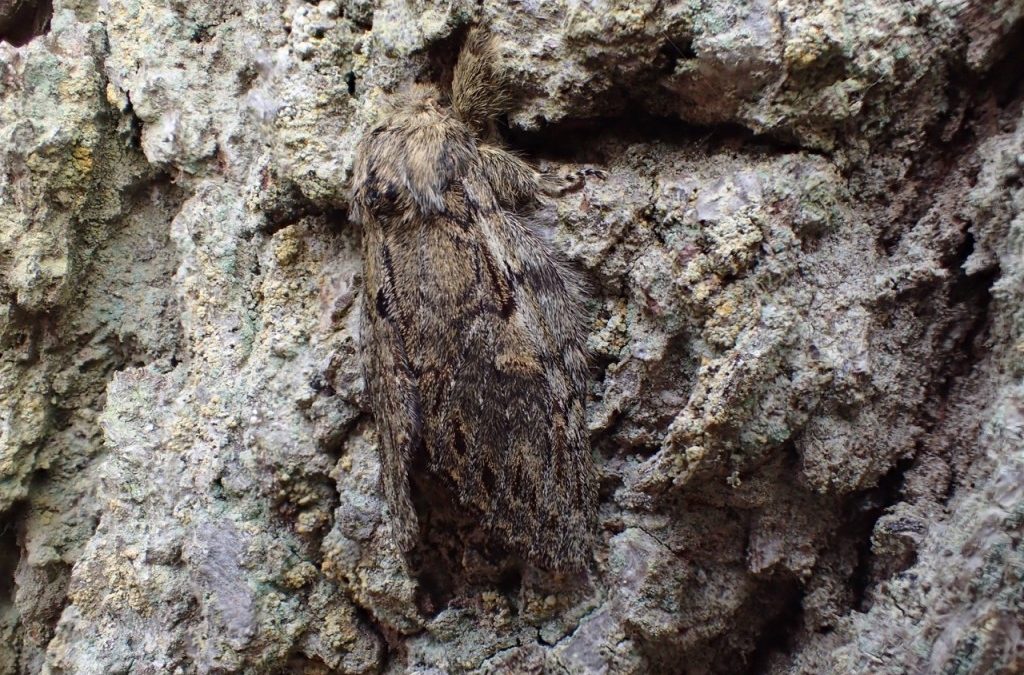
[353,95,480,223]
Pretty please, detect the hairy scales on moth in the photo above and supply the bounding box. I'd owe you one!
[350,30,602,571]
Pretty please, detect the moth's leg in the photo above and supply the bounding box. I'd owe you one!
[545,167,608,196]
[477,144,544,209]
[478,143,608,206]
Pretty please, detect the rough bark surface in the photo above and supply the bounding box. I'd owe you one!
[1,1,1022,673]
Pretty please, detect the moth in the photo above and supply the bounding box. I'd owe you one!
[350,31,598,571]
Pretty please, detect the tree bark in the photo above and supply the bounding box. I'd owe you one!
[1,1,1022,673]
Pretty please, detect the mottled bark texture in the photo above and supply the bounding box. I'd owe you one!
[1,1,1022,673]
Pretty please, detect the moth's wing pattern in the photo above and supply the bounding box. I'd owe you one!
[352,121,442,555]
[418,169,597,570]
[358,224,423,553]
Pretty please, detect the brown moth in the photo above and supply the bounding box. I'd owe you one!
[350,31,599,571]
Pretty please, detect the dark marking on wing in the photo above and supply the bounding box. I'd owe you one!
[381,243,396,280]
[482,248,515,318]
[375,287,390,319]
[363,168,401,217]
[481,464,496,495]
[453,420,467,455]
